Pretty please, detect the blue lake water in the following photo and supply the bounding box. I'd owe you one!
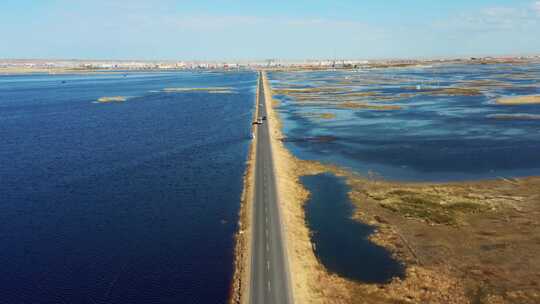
[302,173,404,283]
[270,64,540,182]
[0,71,256,303]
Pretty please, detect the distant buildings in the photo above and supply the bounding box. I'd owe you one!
[1,55,539,72]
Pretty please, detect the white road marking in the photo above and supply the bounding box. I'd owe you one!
[266,242,269,252]
[267,261,270,271]
[267,281,271,292]
[265,216,268,224]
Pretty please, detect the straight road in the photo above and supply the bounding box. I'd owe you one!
[249,72,293,304]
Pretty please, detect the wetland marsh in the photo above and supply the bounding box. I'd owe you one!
[268,63,540,303]
[270,63,540,182]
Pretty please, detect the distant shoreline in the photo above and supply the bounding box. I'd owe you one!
[0,67,244,75]
[2,56,540,75]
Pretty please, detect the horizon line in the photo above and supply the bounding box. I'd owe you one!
[2,52,540,63]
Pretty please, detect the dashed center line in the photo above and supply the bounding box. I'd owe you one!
[250,74,291,304]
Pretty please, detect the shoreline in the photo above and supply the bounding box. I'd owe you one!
[255,71,462,303]
[3,57,539,76]
[260,71,359,303]
[263,72,539,303]
[229,75,259,304]
[0,67,245,75]
[232,70,540,303]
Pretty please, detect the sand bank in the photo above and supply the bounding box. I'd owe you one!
[0,67,73,74]
[301,113,337,120]
[399,86,482,96]
[496,95,540,105]
[338,102,402,110]
[97,96,127,103]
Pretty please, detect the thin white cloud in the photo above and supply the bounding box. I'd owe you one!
[533,1,540,15]
[434,3,540,33]
[483,6,519,17]
[169,15,376,32]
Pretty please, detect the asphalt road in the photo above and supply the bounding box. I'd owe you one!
[249,72,293,304]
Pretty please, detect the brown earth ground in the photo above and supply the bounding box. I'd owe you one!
[331,168,540,304]
[236,72,540,304]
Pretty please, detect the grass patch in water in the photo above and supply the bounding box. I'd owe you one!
[341,91,381,97]
[339,102,402,110]
[432,87,482,96]
[400,86,482,96]
[496,95,540,105]
[319,113,336,119]
[301,112,337,119]
[97,96,127,103]
[273,87,348,95]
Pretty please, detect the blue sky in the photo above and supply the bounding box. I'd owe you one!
[1,0,539,60]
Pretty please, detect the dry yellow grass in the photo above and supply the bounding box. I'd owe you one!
[496,95,540,105]
[433,87,482,96]
[401,86,482,96]
[273,87,350,96]
[319,113,337,119]
[97,96,127,103]
[339,102,402,110]
[302,112,337,119]
[342,91,381,97]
